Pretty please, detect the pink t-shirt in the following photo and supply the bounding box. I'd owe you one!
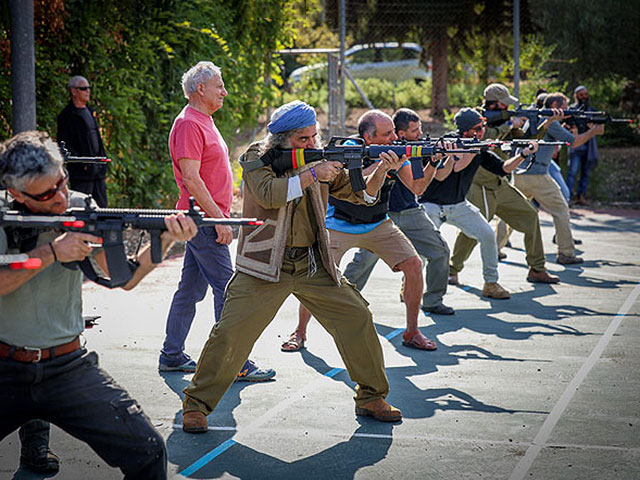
[169,105,233,217]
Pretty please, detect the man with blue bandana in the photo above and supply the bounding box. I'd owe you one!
[182,101,404,432]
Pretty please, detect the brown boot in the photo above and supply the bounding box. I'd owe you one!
[356,398,402,422]
[527,268,560,284]
[482,282,510,299]
[183,411,208,433]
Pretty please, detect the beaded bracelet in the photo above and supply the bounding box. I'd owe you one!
[309,166,318,182]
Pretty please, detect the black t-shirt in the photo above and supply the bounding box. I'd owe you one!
[419,150,505,205]
[78,107,101,156]
[388,176,419,212]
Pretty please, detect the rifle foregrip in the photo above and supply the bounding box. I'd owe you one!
[150,230,163,263]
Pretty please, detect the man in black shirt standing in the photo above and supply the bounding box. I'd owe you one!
[57,75,108,207]
[419,108,538,299]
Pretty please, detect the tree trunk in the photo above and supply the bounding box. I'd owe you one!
[429,26,449,120]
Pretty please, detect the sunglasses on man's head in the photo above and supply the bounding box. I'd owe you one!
[20,169,69,202]
[74,86,91,91]
[471,123,486,133]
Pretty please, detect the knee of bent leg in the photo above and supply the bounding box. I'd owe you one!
[397,255,423,278]
[476,223,497,244]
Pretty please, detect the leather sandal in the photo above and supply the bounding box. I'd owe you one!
[281,331,306,352]
[402,330,437,351]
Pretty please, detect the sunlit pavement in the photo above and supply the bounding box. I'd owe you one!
[2,207,639,480]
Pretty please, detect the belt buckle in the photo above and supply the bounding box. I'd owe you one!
[24,347,42,363]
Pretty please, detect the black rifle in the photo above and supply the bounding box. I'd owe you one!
[0,253,42,270]
[1,197,263,288]
[484,108,633,137]
[59,141,111,165]
[259,136,483,192]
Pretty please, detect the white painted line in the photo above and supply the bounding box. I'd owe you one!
[508,282,640,480]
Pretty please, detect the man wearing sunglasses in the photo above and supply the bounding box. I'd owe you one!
[419,108,538,299]
[0,130,197,478]
[56,75,109,207]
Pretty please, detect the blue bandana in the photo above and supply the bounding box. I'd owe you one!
[267,101,316,134]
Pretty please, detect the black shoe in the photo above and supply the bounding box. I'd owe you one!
[422,304,455,315]
[20,447,60,474]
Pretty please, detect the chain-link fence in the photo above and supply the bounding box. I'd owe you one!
[282,1,537,133]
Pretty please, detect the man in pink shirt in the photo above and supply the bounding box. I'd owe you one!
[160,61,274,382]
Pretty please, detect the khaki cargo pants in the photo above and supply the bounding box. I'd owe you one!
[183,249,389,415]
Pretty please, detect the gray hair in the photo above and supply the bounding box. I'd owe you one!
[260,122,322,154]
[0,131,63,191]
[68,75,88,90]
[181,61,221,99]
[358,109,389,138]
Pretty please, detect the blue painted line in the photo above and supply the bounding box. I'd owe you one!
[384,327,404,340]
[324,367,344,378]
[179,438,237,477]
[462,285,471,291]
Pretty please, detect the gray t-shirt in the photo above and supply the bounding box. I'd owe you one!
[517,121,575,175]
[0,192,91,348]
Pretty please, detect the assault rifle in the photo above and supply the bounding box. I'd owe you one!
[1,197,263,288]
[59,141,111,164]
[259,136,484,192]
[0,254,42,270]
[484,109,633,137]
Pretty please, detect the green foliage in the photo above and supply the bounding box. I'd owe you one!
[447,83,485,109]
[1,0,298,207]
[535,0,640,83]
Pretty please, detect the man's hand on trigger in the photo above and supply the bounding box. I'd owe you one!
[314,161,342,182]
[52,232,102,262]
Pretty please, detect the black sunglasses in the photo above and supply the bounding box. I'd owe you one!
[74,86,92,91]
[21,169,69,202]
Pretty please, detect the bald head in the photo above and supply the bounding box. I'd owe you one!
[358,110,398,145]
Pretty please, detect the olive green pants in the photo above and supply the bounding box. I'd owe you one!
[183,251,389,415]
[450,181,546,274]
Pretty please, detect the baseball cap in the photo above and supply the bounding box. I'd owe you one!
[483,83,518,105]
[454,108,484,132]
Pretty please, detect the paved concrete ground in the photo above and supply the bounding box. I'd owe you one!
[1,207,639,480]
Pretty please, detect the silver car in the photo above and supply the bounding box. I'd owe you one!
[289,42,431,84]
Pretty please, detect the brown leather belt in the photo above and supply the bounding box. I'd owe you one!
[0,337,81,363]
